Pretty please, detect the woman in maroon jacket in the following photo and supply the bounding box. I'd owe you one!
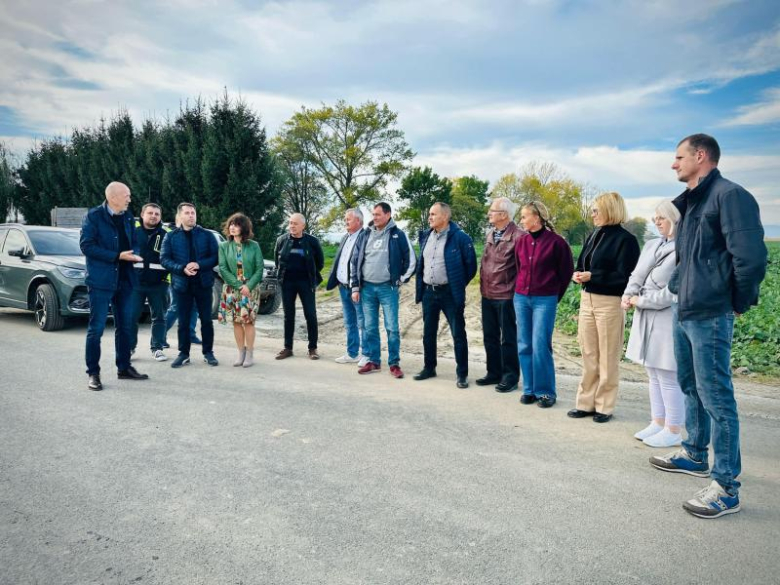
[513,202,574,408]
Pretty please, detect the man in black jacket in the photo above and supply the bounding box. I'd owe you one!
[160,202,220,368]
[650,134,767,519]
[274,213,324,360]
[130,203,171,361]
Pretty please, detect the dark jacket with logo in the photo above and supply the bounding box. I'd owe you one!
[514,229,574,301]
[349,222,416,290]
[575,224,640,297]
[415,221,478,307]
[133,221,171,286]
[480,222,523,300]
[80,202,139,291]
[274,232,324,290]
[670,169,766,321]
[160,226,219,292]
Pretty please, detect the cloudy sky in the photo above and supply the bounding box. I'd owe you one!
[2,0,779,229]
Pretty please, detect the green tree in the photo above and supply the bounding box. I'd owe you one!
[450,175,489,241]
[278,100,414,215]
[396,166,452,237]
[490,173,524,211]
[0,143,14,221]
[624,216,649,247]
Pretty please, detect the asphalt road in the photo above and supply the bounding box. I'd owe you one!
[1,309,779,585]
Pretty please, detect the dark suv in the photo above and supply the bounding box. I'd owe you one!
[0,224,89,330]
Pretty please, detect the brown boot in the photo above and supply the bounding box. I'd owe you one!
[275,348,293,360]
[308,349,320,360]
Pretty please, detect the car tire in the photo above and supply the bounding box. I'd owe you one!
[258,289,281,315]
[211,277,223,320]
[34,283,65,331]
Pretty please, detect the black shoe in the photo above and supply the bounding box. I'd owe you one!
[593,412,613,423]
[117,366,149,380]
[413,369,437,381]
[476,376,501,386]
[520,394,537,405]
[456,377,469,389]
[567,409,595,418]
[537,396,556,408]
[203,352,219,366]
[192,336,202,345]
[88,374,102,391]
[171,354,191,368]
[495,381,518,393]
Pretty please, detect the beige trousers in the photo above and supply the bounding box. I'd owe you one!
[575,292,625,415]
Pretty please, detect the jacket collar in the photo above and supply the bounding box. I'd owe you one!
[684,168,721,201]
[485,221,519,244]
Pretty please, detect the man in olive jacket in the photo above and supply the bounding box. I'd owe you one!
[274,213,324,360]
[650,133,767,520]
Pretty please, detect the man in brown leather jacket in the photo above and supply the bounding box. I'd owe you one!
[477,197,524,392]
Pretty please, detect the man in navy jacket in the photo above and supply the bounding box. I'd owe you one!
[160,202,220,368]
[650,134,767,519]
[80,181,148,391]
[414,202,477,388]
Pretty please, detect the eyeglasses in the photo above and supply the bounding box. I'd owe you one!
[590,208,599,215]
[652,216,667,223]
[488,209,505,214]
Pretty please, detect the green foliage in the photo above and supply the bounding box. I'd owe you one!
[11,93,283,257]
[624,217,649,247]
[277,100,414,215]
[396,166,452,238]
[0,143,15,221]
[451,175,489,241]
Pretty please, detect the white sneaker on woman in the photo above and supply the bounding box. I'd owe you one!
[634,422,663,441]
[643,428,682,448]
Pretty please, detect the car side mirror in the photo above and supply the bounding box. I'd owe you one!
[7,248,29,258]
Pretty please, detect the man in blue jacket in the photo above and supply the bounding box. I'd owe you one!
[650,134,767,519]
[414,202,477,388]
[80,181,149,391]
[160,202,220,368]
[350,202,416,378]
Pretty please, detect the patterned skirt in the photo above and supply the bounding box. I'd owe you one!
[218,284,261,324]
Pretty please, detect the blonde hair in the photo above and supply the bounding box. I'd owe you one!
[654,199,681,238]
[593,192,629,225]
[522,201,555,231]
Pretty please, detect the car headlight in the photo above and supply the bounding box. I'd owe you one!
[57,266,87,279]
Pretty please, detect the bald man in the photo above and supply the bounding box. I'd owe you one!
[274,213,325,359]
[80,181,149,390]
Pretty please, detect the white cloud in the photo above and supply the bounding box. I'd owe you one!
[722,87,780,126]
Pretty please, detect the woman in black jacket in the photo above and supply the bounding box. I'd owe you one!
[568,192,640,423]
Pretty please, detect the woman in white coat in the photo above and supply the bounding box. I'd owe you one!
[622,200,684,448]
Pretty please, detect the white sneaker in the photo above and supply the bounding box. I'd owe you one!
[357,355,370,367]
[335,354,360,364]
[643,428,682,448]
[153,349,167,362]
[634,422,663,441]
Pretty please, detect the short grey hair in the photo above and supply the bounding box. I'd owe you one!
[655,199,681,238]
[346,208,363,222]
[491,197,517,219]
[290,212,306,225]
[434,202,452,219]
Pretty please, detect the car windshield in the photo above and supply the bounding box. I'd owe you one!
[28,230,83,256]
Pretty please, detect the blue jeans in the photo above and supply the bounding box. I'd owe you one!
[339,285,366,358]
[130,283,168,351]
[85,282,134,375]
[514,294,558,398]
[674,307,741,495]
[361,282,400,366]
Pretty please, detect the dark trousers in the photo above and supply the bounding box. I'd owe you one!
[85,281,134,375]
[481,297,520,385]
[130,283,169,351]
[175,286,214,356]
[422,284,468,378]
[282,279,318,350]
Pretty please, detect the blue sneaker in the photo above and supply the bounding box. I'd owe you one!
[683,480,741,518]
[649,448,710,477]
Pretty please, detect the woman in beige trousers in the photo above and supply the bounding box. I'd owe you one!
[568,192,640,423]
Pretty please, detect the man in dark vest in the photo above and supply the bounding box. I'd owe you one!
[80,181,149,390]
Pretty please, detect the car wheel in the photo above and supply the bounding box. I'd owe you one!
[212,277,223,320]
[34,283,66,331]
[257,289,281,315]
